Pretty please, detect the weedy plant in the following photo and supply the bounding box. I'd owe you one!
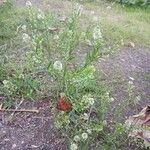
[21,2,117,149]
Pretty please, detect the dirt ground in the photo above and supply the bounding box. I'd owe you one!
[98,46,150,119]
[0,0,150,149]
[0,97,66,150]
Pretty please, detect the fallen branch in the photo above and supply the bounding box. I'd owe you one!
[0,108,39,113]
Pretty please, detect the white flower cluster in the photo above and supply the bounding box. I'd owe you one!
[87,129,92,134]
[37,9,45,20]
[3,80,11,88]
[21,25,27,31]
[32,56,41,64]
[83,113,89,120]
[53,35,59,40]
[70,143,78,150]
[22,33,31,43]
[71,132,89,149]
[73,132,88,141]
[128,76,134,85]
[128,81,134,85]
[82,94,95,106]
[93,26,102,40]
[81,132,88,140]
[74,135,80,142]
[3,80,17,93]
[106,92,115,102]
[26,1,32,7]
[53,61,63,71]
[71,128,93,149]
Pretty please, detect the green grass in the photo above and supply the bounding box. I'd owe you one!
[0,3,28,45]
[84,1,150,46]
[1,1,150,46]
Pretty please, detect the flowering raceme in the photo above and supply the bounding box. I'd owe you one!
[82,94,95,107]
[70,143,78,150]
[53,61,63,71]
[21,25,27,31]
[22,33,30,43]
[81,132,88,140]
[74,135,80,142]
[93,26,102,40]
[26,1,32,7]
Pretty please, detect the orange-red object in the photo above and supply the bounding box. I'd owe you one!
[57,93,72,111]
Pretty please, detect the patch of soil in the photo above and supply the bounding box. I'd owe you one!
[0,97,66,150]
[13,0,73,14]
[97,46,150,119]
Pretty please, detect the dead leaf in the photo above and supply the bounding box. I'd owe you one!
[127,42,135,48]
[126,105,150,148]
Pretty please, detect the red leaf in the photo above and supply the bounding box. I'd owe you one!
[57,93,72,111]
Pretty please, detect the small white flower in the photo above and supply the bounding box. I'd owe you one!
[26,1,32,7]
[53,61,63,71]
[53,35,59,40]
[3,80,9,85]
[74,135,80,142]
[37,11,45,20]
[12,143,17,149]
[70,143,78,150]
[106,6,111,10]
[21,25,26,31]
[110,97,114,102]
[103,120,107,126]
[22,33,30,42]
[93,27,102,40]
[129,77,134,81]
[88,97,95,105]
[87,129,92,134]
[91,11,95,15]
[128,81,134,85]
[82,94,95,107]
[83,113,89,120]
[81,132,88,140]
[106,92,109,96]
[18,74,24,79]
[33,56,40,63]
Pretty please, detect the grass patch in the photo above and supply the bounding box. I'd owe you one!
[84,1,150,46]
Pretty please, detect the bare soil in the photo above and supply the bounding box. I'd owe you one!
[97,46,150,119]
[0,97,66,150]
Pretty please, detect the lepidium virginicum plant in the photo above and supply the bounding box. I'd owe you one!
[23,2,115,150]
[46,4,111,150]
